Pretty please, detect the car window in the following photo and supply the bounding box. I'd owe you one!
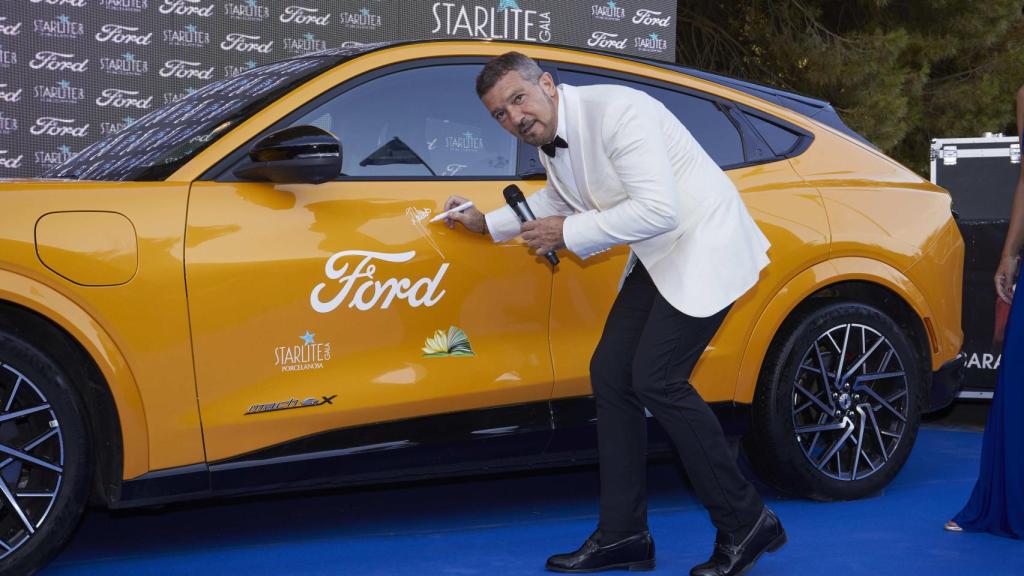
[557,69,745,168]
[291,65,516,178]
[744,113,801,157]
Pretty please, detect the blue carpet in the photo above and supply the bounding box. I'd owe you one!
[43,426,1022,575]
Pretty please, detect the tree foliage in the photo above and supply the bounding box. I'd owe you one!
[677,1,1024,174]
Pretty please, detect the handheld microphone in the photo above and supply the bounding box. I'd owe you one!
[503,184,559,266]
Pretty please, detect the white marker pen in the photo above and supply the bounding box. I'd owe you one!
[428,201,475,223]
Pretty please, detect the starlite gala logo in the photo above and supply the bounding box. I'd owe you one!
[163,24,211,48]
[635,32,668,53]
[0,17,22,36]
[100,116,136,134]
[159,0,214,16]
[33,14,85,39]
[0,112,18,135]
[283,32,326,55]
[280,5,331,26]
[34,145,76,170]
[224,1,270,22]
[33,79,86,105]
[96,24,153,45]
[0,45,16,68]
[431,1,552,42]
[29,51,89,72]
[99,0,149,12]
[592,1,625,21]
[339,7,383,30]
[101,52,149,76]
[223,60,257,77]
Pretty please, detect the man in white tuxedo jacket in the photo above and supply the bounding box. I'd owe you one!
[443,52,786,576]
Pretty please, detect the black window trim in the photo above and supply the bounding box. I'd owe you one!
[552,63,814,170]
[204,56,526,183]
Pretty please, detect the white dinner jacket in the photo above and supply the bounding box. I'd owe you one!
[485,83,771,318]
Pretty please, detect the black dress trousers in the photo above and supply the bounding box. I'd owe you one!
[589,261,763,537]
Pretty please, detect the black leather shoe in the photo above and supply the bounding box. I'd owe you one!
[690,507,786,576]
[546,531,655,572]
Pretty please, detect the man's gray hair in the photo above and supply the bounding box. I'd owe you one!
[476,51,544,97]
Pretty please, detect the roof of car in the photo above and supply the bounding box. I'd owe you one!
[313,40,873,148]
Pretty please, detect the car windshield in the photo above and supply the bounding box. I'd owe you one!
[44,44,388,182]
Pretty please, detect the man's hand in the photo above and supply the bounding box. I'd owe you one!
[442,195,486,234]
[521,216,566,256]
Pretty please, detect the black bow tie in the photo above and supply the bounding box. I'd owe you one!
[541,135,568,158]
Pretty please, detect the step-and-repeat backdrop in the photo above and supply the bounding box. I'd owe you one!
[0,0,677,179]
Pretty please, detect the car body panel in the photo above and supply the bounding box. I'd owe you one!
[0,41,964,485]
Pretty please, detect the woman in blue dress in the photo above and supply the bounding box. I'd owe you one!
[944,87,1024,539]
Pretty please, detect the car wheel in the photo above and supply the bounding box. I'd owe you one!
[0,332,90,575]
[745,302,923,500]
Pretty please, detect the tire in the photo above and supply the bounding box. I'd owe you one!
[0,332,91,576]
[745,302,923,500]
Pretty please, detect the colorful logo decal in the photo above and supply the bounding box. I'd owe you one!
[275,330,332,373]
[422,326,475,357]
[311,250,449,313]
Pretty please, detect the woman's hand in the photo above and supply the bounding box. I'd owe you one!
[995,254,1019,304]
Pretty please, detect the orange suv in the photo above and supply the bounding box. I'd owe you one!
[0,41,963,574]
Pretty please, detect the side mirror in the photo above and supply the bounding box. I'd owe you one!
[234,125,342,184]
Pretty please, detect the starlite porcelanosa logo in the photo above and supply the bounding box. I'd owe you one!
[30,51,89,72]
[632,8,672,26]
[99,0,148,11]
[432,1,552,42]
[224,0,270,22]
[33,79,86,105]
[159,59,215,79]
[159,0,214,16]
[280,5,331,26]
[0,84,22,104]
[163,24,211,48]
[0,17,22,36]
[33,14,86,39]
[587,31,627,50]
[283,32,327,55]
[30,117,89,138]
[591,1,625,21]
[96,89,152,109]
[634,32,668,53]
[0,150,24,170]
[223,60,257,78]
[0,112,18,135]
[101,52,149,76]
[33,144,76,169]
[274,330,332,373]
[339,6,383,30]
[95,24,152,45]
[100,115,135,134]
[220,33,274,53]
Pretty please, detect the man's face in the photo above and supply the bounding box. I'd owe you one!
[481,70,558,147]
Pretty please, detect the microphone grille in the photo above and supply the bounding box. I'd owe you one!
[503,184,525,204]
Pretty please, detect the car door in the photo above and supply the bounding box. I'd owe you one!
[184,61,555,488]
